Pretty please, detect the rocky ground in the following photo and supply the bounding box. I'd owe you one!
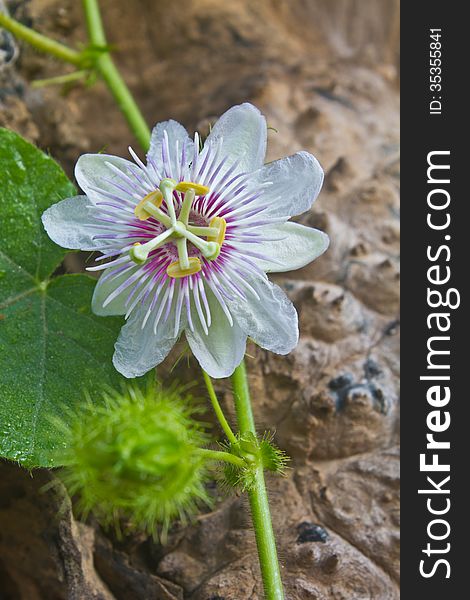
[0,0,399,598]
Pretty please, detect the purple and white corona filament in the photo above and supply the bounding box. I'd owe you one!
[42,103,329,378]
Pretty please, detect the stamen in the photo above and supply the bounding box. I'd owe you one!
[175,181,210,196]
[129,228,174,264]
[167,257,202,278]
[176,237,190,270]
[186,225,219,237]
[134,190,163,220]
[207,217,227,246]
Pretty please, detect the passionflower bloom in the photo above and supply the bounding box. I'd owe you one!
[42,103,328,378]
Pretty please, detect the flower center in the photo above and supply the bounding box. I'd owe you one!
[129,178,226,278]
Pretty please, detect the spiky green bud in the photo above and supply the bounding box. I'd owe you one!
[56,384,211,540]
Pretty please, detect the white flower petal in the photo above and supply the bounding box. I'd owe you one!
[203,103,267,174]
[247,222,329,273]
[148,120,194,179]
[92,265,139,316]
[186,288,247,378]
[42,195,103,251]
[75,153,145,204]
[253,151,324,217]
[113,297,185,378]
[229,277,298,355]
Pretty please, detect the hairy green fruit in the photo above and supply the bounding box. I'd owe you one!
[56,384,211,539]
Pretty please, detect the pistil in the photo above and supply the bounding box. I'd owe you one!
[174,223,220,260]
[130,180,223,274]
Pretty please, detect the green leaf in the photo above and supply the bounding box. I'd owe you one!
[0,128,124,467]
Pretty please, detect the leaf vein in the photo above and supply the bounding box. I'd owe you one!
[0,287,37,310]
[30,292,47,455]
[0,248,36,282]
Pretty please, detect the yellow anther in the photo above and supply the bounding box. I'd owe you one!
[166,257,202,278]
[134,190,163,220]
[207,217,227,246]
[175,181,210,196]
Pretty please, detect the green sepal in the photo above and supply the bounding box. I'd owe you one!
[221,432,289,492]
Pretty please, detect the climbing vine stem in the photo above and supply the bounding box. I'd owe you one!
[81,0,151,150]
[0,3,151,150]
[0,12,83,65]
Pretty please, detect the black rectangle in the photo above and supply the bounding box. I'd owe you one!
[401,3,466,597]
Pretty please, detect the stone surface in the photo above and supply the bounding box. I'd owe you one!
[1,0,399,597]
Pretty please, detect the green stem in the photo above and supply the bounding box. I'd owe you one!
[196,448,245,468]
[202,370,237,445]
[81,0,151,150]
[1,5,151,151]
[0,12,83,66]
[232,360,284,600]
[31,70,89,88]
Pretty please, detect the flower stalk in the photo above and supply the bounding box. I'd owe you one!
[202,369,238,445]
[196,448,246,468]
